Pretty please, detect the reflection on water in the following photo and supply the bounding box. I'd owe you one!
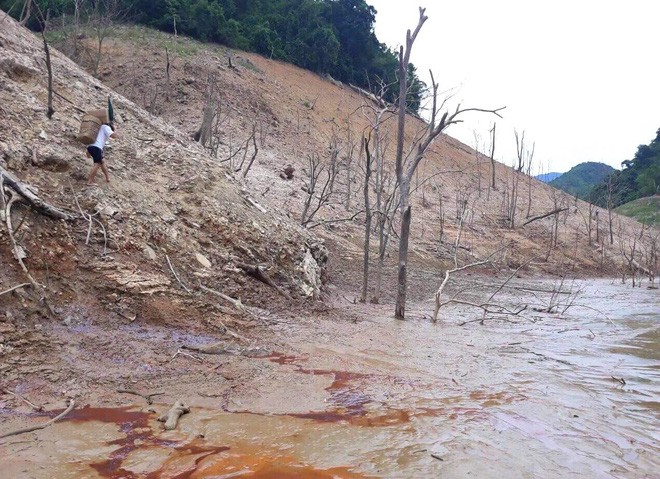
[0,280,657,478]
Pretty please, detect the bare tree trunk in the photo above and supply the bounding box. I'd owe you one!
[38,10,54,119]
[395,204,411,319]
[607,177,614,245]
[20,0,32,25]
[392,9,503,319]
[361,137,372,303]
[490,123,497,190]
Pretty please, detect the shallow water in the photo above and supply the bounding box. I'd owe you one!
[0,279,658,478]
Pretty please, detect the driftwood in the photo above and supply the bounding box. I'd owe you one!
[166,254,191,293]
[3,389,43,412]
[158,400,190,430]
[182,342,232,355]
[116,388,164,405]
[0,399,75,439]
[1,167,73,220]
[522,207,568,227]
[199,283,244,310]
[236,262,291,299]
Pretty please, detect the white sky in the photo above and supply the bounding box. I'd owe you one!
[367,0,660,174]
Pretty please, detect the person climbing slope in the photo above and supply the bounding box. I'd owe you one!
[86,122,119,185]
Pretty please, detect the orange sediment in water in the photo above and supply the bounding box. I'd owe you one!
[186,450,373,478]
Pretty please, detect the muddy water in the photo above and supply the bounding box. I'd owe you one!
[0,279,658,478]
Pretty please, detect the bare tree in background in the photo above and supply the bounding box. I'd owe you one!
[301,153,337,227]
[34,3,54,119]
[90,0,123,77]
[489,122,497,194]
[472,130,482,197]
[393,8,504,319]
[607,176,614,245]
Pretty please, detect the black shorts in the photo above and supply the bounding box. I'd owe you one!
[87,145,104,164]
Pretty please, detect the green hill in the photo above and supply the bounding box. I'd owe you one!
[549,162,615,199]
[614,196,660,226]
[590,128,660,208]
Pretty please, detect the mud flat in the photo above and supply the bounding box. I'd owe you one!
[0,279,658,478]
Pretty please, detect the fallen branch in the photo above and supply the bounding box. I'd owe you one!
[433,245,508,322]
[170,349,203,363]
[158,400,190,430]
[1,166,73,220]
[611,376,626,386]
[0,399,75,439]
[522,207,568,227]
[0,283,31,297]
[166,254,191,294]
[199,283,244,310]
[2,390,44,412]
[182,342,231,355]
[117,388,164,405]
[6,197,33,284]
[307,209,365,229]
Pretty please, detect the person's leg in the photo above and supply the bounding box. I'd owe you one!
[88,163,101,185]
[101,162,110,183]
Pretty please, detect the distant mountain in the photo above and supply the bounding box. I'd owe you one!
[535,172,563,183]
[549,162,615,199]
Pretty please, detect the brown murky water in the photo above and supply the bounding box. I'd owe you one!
[1,279,658,478]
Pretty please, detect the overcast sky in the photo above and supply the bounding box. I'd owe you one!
[367,0,660,174]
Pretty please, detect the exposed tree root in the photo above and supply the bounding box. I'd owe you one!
[158,400,190,431]
[116,388,164,405]
[236,262,291,299]
[0,399,75,439]
[0,167,73,220]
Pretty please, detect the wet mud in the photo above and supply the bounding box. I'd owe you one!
[0,279,658,478]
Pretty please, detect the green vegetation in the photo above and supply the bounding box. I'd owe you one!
[1,0,425,113]
[549,162,614,199]
[614,196,660,226]
[590,128,660,207]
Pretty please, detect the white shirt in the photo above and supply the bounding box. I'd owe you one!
[91,125,113,150]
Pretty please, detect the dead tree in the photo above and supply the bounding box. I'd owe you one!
[620,222,646,287]
[301,153,337,227]
[472,130,482,197]
[643,229,659,287]
[359,82,397,303]
[90,0,123,77]
[35,5,54,119]
[607,176,614,245]
[19,0,32,25]
[393,8,504,319]
[360,136,372,303]
[195,73,217,147]
[489,122,497,193]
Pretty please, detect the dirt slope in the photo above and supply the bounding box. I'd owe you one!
[0,13,327,394]
[68,26,653,286]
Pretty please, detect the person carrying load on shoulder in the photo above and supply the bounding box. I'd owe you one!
[86,121,119,185]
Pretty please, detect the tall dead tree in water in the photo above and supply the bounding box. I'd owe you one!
[393,8,504,319]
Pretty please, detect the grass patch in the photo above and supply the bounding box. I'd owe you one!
[615,196,660,225]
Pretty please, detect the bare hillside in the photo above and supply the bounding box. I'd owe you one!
[0,13,327,392]
[63,26,654,288]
